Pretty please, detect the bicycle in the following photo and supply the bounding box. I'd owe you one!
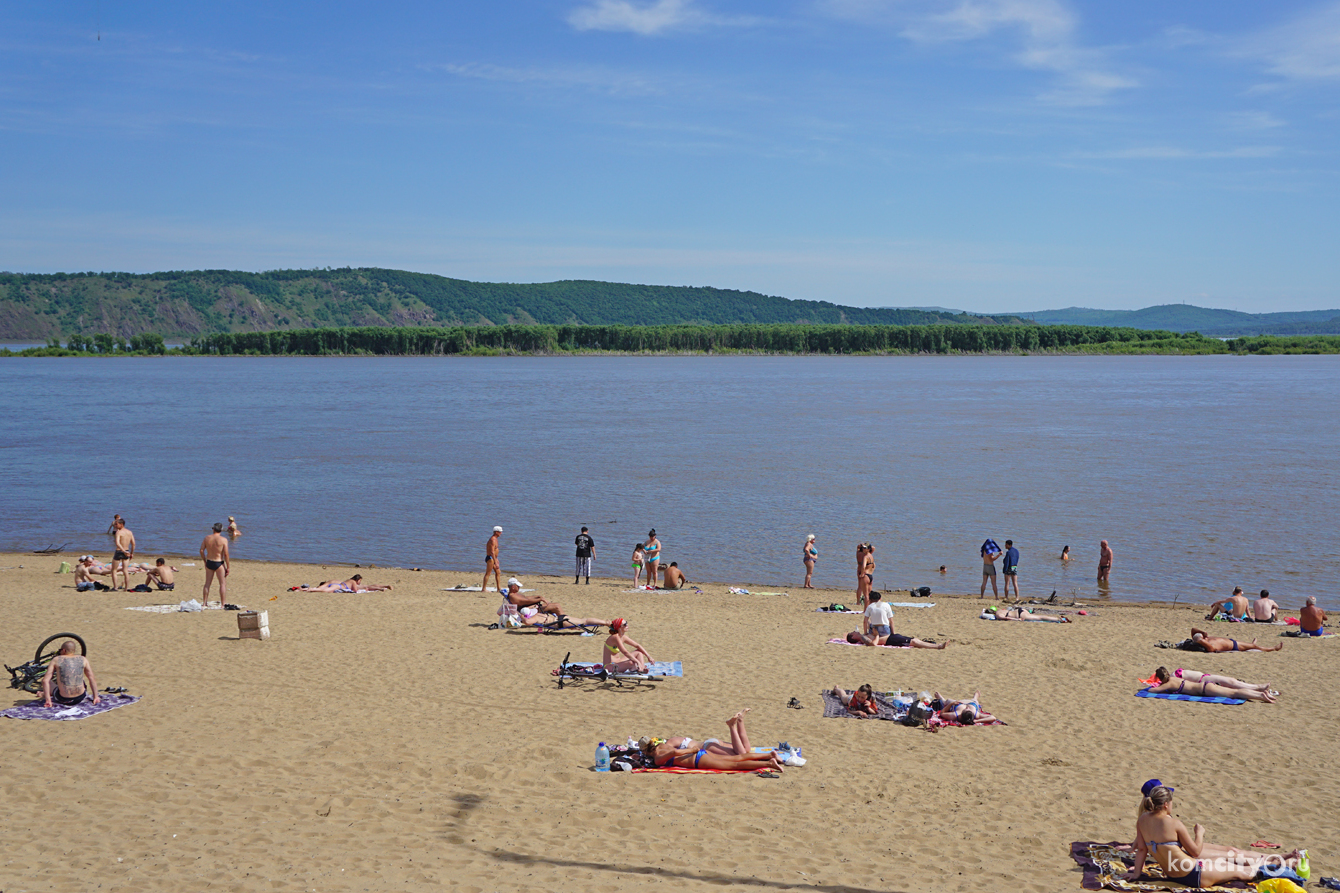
[5,633,88,694]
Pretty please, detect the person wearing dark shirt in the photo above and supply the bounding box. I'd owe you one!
[1002,539,1021,599]
[574,526,596,584]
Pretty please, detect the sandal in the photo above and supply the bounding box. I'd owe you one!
[786,697,803,709]
[757,771,780,778]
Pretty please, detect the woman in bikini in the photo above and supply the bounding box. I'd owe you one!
[983,605,1071,623]
[929,691,998,724]
[1150,667,1274,694]
[640,710,785,772]
[1127,784,1303,886]
[1145,668,1277,703]
[1060,545,1071,561]
[803,534,818,589]
[643,530,661,589]
[858,544,875,609]
[602,618,652,672]
[1187,629,1283,653]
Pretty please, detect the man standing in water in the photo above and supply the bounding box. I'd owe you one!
[574,526,595,585]
[110,517,136,591]
[1098,540,1114,583]
[200,522,230,608]
[482,526,503,594]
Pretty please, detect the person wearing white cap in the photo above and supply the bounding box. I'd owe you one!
[481,526,503,594]
[802,534,818,589]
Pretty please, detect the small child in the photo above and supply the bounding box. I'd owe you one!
[631,544,644,589]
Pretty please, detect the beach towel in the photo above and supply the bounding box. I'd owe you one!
[1282,630,1335,638]
[826,638,911,649]
[1135,688,1245,705]
[442,585,532,592]
[505,625,596,636]
[628,745,801,773]
[1071,841,1249,891]
[981,538,1000,556]
[2,693,141,721]
[621,587,705,594]
[728,587,788,596]
[126,603,225,613]
[820,690,907,721]
[565,660,682,677]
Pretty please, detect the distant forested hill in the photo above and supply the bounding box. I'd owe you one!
[0,269,1024,339]
[1008,304,1340,336]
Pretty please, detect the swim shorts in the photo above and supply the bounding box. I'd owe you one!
[113,550,130,561]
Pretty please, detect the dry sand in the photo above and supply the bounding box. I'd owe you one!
[2,551,1336,893]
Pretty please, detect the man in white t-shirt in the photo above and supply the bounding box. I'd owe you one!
[863,591,895,646]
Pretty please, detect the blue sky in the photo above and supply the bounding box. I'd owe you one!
[2,1,1337,313]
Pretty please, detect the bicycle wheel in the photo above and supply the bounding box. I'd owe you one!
[35,633,87,665]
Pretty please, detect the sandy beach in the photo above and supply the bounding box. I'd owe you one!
[2,551,1336,893]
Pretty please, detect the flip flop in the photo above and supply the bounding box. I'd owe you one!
[757,771,780,778]
[786,697,804,709]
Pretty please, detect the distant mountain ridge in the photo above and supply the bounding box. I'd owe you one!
[1005,304,1340,336]
[0,269,1025,339]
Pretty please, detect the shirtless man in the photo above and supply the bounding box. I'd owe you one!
[1252,590,1279,623]
[1300,596,1327,636]
[1098,540,1113,583]
[1187,628,1282,653]
[145,557,176,591]
[74,556,108,592]
[41,641,100,708]
[1207,587,1250,621]
[199,522,230,608]
[660,562,689,590]
[501,578,562,615]
[110,518,136,591]
[980,540,1001,598]
[482,526,502,594]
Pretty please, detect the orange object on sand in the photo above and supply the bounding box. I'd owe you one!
[1139,674,1160,686]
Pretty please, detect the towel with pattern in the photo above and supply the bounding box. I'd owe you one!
[1135,688,1245,705]
[565,660,683,677]
[820,689,907,721]
[1070,841,1250,891]
[2,693,142,721]
[826,638,911,649]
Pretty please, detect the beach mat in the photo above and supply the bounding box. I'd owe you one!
[505,626,596,636]
[728,588,788,596]
[1070,841,1249,891]
[816,604,935,613]
[926,713,1006,728]
[630,744,800,773]
[820,690,906,721]
[826,638,911,649]
[565,660,682,677]
[442,585,532,592]
[126,603,224,613]
[2,693,142,721]
[1135,689,1245,705]
[621,587,704,593]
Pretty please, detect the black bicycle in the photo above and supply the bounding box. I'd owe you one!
[5,633,87,693]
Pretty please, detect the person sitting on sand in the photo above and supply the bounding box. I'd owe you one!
[933,691,998,725]
[1251,590,1279,623]
[1299,596,1326,636]
[1126,783,1305,886]
[983,605,1071,623]
[660,562,689,590]
[74,556,110,592]
[639,710,785,772]
[1187,628,1282,653]
[844,628,946,650]
[1145,668,1277,703]
[830,684,879,717]
[144,558,176,591]
[1207,588,1249,621]
[603,618,652,672]
[41,641,100,708]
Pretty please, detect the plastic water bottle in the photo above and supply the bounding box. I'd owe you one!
[595,742,610,772]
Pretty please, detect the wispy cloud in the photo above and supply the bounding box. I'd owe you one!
[1074,146,1281,161]
[1241,1,1340,81]
[428,61,666,96]
[822,0,1135,106]
[1225,110,1285,131]
[567,0,762,35]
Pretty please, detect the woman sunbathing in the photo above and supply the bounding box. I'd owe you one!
[640,711,785,772]
[519,607,609,631]
[829,685,878,717]
[983,605,1071,623]
[1150,667,1276,696]
[1127,784,1304,886]
[1144,674,1277,703]
[1186,629,1282,653]
[933,691,997,725]
[603,618,652,672]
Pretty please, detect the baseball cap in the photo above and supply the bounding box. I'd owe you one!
[507,577,521,587]
[1141,779,1172,796]
[493,526,503,532]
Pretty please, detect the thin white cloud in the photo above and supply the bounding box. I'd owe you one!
[822,0,1135,106]
[1225,110,1285,131]
[567,0,761,35]
[1075,146,1281,161]
[1242,1,1340,81]
[429,61,666,96]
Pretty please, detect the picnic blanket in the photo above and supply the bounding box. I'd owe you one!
[126,603,224,613]
[1135,688,1245,705]
[2,693,141,721]
[728,588,788,596]
[821,689,906,721]
[565,660,682,677]
[442,585,532,592]
[826,638,911,649]
[1071,841,1249,891]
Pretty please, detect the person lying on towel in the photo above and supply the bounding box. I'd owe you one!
[1143,667,1276,703]
[638,710,785,772]
[1185,629,1282,653]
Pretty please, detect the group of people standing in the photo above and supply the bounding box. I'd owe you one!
[481,525,690,595]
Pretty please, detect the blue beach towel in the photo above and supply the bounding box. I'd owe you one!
[1135,689,1244,705]
[566,660,683,677]
[981,538,1000,556]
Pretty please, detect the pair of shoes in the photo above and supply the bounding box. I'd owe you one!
[786,697,803,709]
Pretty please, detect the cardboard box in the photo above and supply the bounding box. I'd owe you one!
[237,610,270,640]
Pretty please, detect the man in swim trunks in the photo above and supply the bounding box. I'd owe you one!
[41,641,100,708]
[482,526,503,594]
[1002,540,1020,598]
[1098,540,1113,583]
[574,526,595,585]
[980,539,1000,598]
[110,518,136,591]
[199,522,231,608]
[660,562,688,590]
[1251,590,1278,623]
[145,557,175,591]
[1300,596,1326,636]
[1207,587,1249,621]
[1187,628,1282,653]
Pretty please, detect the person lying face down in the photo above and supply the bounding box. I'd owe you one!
[830,685,878,717]
[844,627,946,650]
[1186,628,1283,653]
[638,710,785,772]
[982,605,1071,623]
[1146,667,1277,702]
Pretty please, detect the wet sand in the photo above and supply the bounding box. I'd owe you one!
[2,552,1336,892]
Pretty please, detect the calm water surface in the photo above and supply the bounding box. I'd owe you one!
[2,355,1336,605]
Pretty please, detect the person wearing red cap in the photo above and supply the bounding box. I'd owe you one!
[603,618,652,673]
